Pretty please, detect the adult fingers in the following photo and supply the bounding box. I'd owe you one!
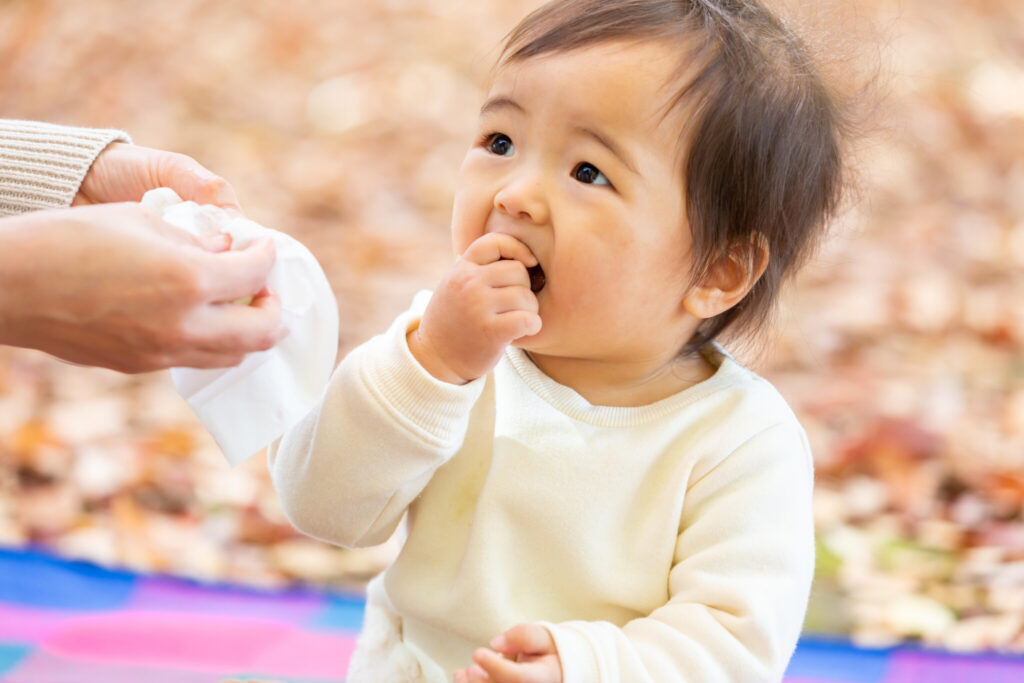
[139,208,212,248]
[249,287,291,342]
[491,624,557,657]
[159,348,248,370]
[188,290,287,355]
[196,233,232,252]
[461,233,538,268]
[198,238,277,303]
[138,203,230,252]
[156,150,243,212]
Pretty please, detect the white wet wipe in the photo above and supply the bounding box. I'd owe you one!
[143,188,339,466]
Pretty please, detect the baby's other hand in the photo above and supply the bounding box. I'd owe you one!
[453,623,562,683]
[410,233,541,384]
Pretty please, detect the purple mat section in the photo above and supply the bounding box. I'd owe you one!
[887,649,1024,683]
[128,576,326,621]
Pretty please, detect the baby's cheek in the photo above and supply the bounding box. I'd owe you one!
[569,259,638,318]
[449,192,491,254]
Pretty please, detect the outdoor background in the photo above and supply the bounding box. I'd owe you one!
[1,0,1023,655]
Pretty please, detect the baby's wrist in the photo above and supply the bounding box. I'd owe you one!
[406,327,471,385]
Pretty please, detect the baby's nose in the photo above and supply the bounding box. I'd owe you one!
[493,174,549,225]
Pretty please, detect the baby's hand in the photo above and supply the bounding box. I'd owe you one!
[409,233,541,384]
[453,623,563,683]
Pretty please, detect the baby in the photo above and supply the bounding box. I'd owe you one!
[270,0,844,681]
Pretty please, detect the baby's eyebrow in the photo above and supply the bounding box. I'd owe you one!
[574,125,638,175]
[479,97,525,116]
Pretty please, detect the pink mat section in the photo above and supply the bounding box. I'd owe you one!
[43,612,301,673]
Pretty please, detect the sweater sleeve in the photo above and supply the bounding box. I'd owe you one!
[268,292,487,548]
[0,119,131,216]
[542,421,816,683]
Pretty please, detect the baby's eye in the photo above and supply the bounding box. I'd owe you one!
[486,133,515,157]
[573,162,610,186]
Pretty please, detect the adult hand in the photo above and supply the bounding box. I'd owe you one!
[0,202,285,373]
[453,624,563,683]
[73,142,242,211]
[408,233,541,385]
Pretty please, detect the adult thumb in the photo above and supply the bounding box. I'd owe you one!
[162,154,243,213]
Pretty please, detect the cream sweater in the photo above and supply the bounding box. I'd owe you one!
[0,119,130,216]
[270,292,815,682]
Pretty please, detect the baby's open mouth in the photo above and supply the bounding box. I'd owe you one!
[528,264,546,293]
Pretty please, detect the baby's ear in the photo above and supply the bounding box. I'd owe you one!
[683,233,769,319]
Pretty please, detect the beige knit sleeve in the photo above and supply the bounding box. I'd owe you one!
[0,119,132,217]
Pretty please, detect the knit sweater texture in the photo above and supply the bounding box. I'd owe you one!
[270,291,816,682]
[0,119,131,215]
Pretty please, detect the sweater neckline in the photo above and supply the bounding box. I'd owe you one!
[501,344,746,427]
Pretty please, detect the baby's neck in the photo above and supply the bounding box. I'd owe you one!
[523,349,717,408]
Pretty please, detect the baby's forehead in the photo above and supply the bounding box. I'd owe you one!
[486,41,693,140]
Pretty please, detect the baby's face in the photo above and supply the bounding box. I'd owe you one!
[451,40,701,365]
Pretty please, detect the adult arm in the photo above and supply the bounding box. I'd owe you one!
[0,119,240,213]
[268,293,485,547]
[0,119,284,371]
[0,119,132,215]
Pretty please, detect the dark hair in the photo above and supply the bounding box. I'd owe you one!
[500,0,846,350]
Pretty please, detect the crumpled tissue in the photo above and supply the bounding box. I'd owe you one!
[142,188,338,466]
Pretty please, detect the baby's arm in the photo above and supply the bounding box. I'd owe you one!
[268,292,486,548]
[269,232,539,549]
[487,421,815,683]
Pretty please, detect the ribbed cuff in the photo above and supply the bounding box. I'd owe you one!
[360,291,486,448]
[0,119,132,216]
[540,621,603,683]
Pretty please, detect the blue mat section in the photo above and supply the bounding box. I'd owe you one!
[787,638,892,682]
[309,593,366,632]
[0,645,30,677]
[0,546,136,610]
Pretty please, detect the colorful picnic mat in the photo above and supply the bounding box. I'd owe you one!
[2,546,1024,682]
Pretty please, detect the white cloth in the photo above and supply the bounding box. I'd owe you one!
[269,291,815,682]
[142,188,339,466]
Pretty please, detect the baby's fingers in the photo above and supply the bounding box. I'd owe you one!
[472,650,516,682]
[491,623,557,657]
[496,310,542,342]
[454,665,490,683]
[491,286,538,315]
[481,258,533,289]
[473,649,560,683]
[461,232,537,268]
